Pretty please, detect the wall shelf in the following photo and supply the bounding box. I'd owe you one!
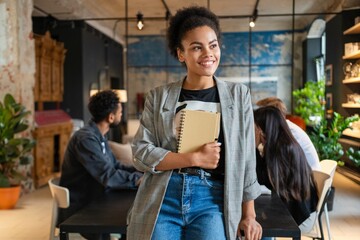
[343,77,360,84]
[342,128,360,140]
[342,103,360,108]
[344,22,360,35]
[337,10,360,180]
[343,50,360,59]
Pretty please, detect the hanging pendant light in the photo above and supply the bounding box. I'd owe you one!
[136,12,144,30]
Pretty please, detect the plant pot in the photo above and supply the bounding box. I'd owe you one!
[286,115,306,130]
[0,185,21,209]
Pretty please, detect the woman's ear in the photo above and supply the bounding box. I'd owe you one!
[177,48,184,62]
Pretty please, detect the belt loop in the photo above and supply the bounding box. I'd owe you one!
[200,169,205,179]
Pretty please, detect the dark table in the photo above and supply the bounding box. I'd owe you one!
[255,193,300,240]
[59,190,300,240]
[59,189,137,240]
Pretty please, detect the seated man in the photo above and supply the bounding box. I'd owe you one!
[58,90,143,240]
[256,97,320,170]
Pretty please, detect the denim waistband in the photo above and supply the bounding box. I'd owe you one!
[175,168,224,181]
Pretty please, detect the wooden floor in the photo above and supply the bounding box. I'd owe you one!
[0,171,359,240]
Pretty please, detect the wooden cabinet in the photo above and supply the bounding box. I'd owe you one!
[32,110,73,188]
[33,32,70,187]
[34,31,66,109]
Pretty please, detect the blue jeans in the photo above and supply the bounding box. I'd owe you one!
[152,171,226,240]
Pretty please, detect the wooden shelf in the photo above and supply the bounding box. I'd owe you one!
[342,128,360,140]
[343,50,360,59]
[337,166,360,185]
[342,103,360,108]
[339,138,360,147]
[344,22,360,35]
[343,77,360,84]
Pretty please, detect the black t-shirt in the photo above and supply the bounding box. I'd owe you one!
[175,85,225,176]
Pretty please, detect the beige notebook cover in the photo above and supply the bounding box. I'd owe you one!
[177,109,221,153]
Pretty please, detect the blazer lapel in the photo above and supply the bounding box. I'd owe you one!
[215,77,234,121]
[161,80,183,150]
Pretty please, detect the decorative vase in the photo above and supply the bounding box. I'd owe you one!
[0,185,21,209]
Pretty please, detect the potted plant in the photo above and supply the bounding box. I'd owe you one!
[292,80,325,126]
[0,93,36,209]
[308,112,359,211]
[309,112,359,165]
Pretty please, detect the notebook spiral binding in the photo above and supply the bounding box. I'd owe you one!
[176,110,187,152]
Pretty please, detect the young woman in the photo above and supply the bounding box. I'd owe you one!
[127,6,262,240]
[254,106,318,233]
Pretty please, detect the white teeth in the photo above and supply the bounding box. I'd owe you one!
[200,61,214,66]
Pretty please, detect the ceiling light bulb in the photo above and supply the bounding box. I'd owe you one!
[137,20,144,30]
[249,20,255,28]
[136,12,144,30]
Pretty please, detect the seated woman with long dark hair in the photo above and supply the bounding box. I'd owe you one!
[254,106,318,233]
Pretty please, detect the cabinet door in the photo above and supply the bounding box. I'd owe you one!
[34,137,54,179]
[51,43,66,101]
[38,32,54,101]
[34,40,41,101]
[39,55,52,101]
[34,31,66,103]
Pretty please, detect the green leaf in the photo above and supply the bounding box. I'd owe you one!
[346,147,360,167]
[0,173,11,188]
[0,93,35,187]
[293,80,325,125]
[309,112,358,162]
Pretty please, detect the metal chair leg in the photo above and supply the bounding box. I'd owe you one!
[318,189,332,240]
[324,204,332,240]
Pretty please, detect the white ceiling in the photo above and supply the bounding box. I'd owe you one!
[33,0,359,44]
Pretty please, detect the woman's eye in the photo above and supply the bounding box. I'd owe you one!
[210,44,218,49]
[193,46,201,50]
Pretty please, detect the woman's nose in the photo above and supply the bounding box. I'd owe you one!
[203,47,213,57]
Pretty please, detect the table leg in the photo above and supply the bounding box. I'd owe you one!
[59,231,69,240]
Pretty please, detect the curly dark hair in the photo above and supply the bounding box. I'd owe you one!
[88,90,120,123]
[166,6,221,59]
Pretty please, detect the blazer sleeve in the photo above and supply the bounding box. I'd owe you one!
[131,88,171,174]
[240,87,261,201]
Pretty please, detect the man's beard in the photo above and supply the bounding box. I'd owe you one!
[110,120,121,128]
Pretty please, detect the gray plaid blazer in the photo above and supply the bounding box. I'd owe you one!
[127,77,261,240]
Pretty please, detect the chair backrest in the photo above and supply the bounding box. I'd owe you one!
[320,159,337,180]
[48,178,70,240]
[48,178,70,208]
[312,170,332,213]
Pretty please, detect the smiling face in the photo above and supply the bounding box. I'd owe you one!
[177,26,221,82]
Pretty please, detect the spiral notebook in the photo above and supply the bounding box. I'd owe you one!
[177,109,221,153]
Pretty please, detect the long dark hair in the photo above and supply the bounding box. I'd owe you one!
[254,106,314,201]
